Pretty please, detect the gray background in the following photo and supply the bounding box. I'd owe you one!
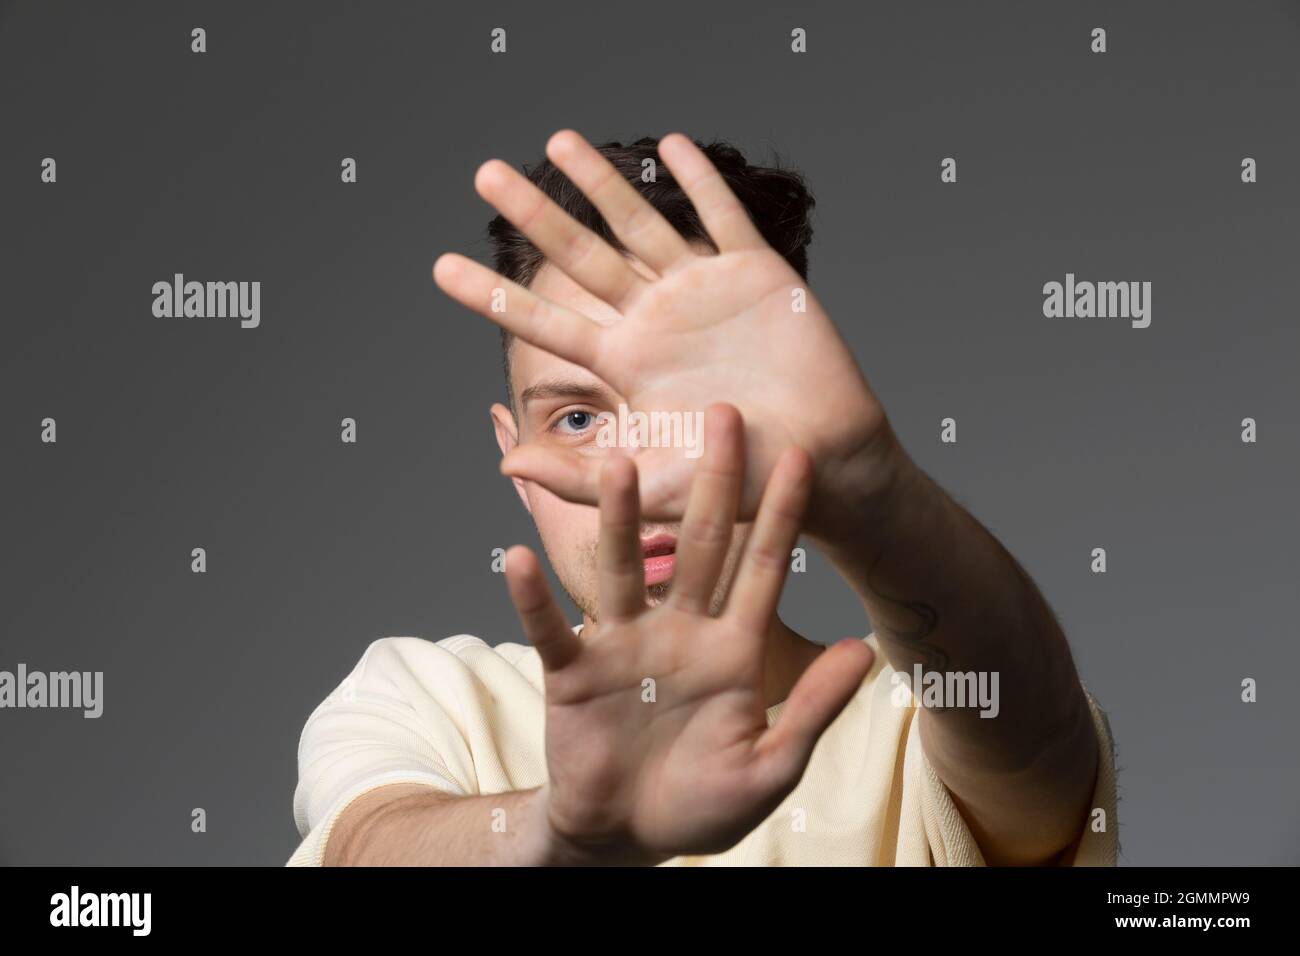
[1,0,1297,865]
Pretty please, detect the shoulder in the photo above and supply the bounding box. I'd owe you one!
[299,634,541,726]
[337,634,540,688]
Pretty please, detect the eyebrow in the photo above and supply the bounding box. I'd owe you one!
[518,379,616,408]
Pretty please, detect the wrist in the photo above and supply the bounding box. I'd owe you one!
[527,785,664,867]
[808,419,920,548]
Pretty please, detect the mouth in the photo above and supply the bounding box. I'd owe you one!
[640,534,677,587]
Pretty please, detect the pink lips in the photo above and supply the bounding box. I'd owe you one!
[640,534,677,586]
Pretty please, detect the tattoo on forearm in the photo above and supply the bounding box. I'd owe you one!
[864,549,949,673]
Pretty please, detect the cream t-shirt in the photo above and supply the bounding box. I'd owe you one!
[288,632,1118,866]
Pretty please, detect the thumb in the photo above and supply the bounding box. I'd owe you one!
[502,443,695,522]
[752,639,876,791]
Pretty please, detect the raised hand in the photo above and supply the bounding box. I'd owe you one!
[433,130,898,536]
[501,405,875,864]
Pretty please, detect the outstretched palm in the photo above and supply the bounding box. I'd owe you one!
[433,130,890,532]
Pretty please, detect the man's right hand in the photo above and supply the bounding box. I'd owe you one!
[504,404,875,866]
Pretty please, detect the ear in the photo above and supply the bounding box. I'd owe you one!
[490,402,533,514]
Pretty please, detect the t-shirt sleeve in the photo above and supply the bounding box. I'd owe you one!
[286,637,479,867]
[906,684,1119,867]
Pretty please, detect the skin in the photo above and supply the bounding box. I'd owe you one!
[324,130,1100,867]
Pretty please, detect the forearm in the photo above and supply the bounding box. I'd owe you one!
[826,444,1084,729]
[323,783,604,866]
[815,431,1097,859]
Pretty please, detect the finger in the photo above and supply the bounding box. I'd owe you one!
[546,130,695,275]
[433,253,604,371]
[598,455,647,622]
[668,404,744,615]
[474,159,648,311]
[657,133,766,254]
[503,545,583,672]
[752,639,876,791]
[724,446,814,634]
[501,443,695,522]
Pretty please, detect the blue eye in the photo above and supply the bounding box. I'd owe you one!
[554,410,596,435]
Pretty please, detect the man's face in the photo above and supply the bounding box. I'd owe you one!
[490,255,750,625]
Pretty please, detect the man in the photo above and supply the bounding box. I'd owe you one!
[288,132,1117,867]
